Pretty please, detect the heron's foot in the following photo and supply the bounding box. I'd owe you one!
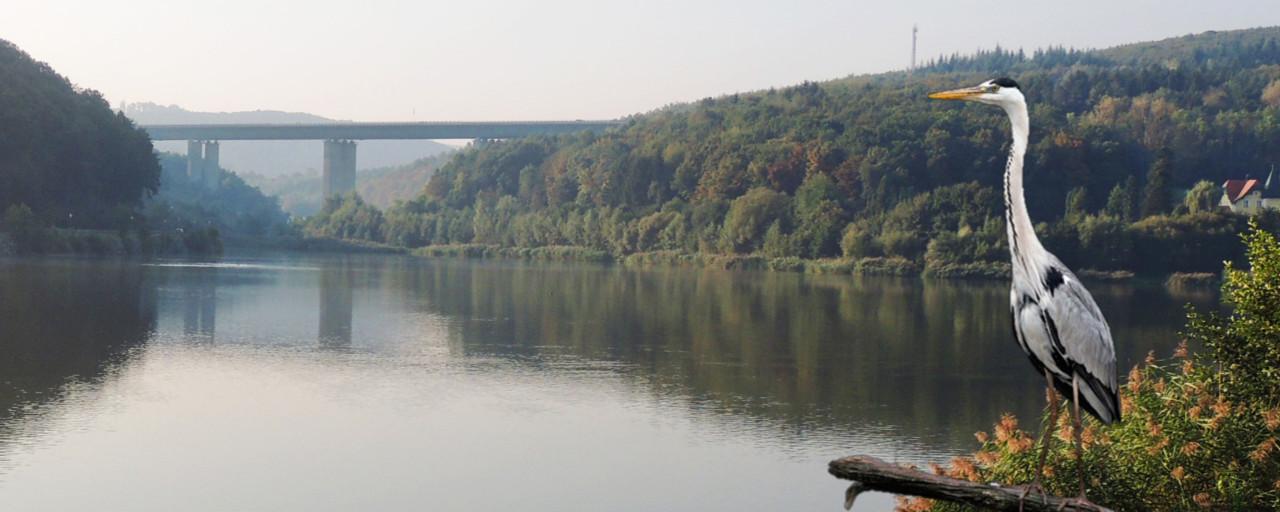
[1018,482,1047,512]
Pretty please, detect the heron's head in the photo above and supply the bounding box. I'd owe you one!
[928,77,1023,108]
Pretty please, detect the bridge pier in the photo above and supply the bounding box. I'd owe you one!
[185,140,221,190]
[323,139,357,199]
[202,141,219,189]
[186,140,203,182]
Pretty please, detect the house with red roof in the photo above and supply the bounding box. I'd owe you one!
[1220,168,1279,214]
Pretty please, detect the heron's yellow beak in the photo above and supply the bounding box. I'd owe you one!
[928,86,985,101]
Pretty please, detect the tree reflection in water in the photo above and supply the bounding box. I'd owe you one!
[384,260,1210,456]
[0,260,156,432]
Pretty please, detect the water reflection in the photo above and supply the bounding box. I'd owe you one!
[385,262,1209,454]
[0,260,155,430]
[318,263,354,349]
[181,267,217,342]
[0,255,1216,510]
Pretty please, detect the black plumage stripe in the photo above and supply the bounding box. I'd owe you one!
[1043,267,1065,293]
[992,77,1021,89]
[1040,311,1073,372]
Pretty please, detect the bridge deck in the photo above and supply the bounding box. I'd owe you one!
[140,121,622,141]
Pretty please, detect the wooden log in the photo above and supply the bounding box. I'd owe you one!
[828,455,1112,512]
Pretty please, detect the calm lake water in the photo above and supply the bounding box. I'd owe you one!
[0,254,1214,511]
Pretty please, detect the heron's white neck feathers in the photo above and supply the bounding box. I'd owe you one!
[1002,97,1044,274]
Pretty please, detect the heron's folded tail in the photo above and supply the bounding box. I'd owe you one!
[1075,368,1120,425]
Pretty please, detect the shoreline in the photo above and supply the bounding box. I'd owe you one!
[403,242,1207,283]
[0,233,1219,286]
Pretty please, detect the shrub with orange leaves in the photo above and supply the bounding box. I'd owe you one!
[926,225,1280,512]
[1263,408,1280,431]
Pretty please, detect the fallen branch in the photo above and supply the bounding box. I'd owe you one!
[828,455,1112,512]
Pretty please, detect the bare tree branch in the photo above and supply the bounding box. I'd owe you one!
[828,455,1113,512]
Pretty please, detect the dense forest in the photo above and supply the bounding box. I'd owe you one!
[0,39,159,230]
[306,27,1280,276]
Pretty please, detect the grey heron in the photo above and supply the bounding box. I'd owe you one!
[929,78,1120,508]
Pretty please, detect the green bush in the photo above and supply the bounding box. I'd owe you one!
[718,187,790,254]
[305,193,386,242]
[182,227,223,255]
[840,221,880,259]
[854,256,920,276]
[1,203,43,252]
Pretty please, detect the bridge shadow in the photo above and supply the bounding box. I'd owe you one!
[181,269,217,343]
[318,262,354,350]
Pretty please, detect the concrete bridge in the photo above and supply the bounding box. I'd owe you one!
[141,121,621,197]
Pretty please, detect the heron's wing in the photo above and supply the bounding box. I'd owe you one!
[1038,263,1121,424]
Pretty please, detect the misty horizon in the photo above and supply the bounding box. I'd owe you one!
[4,1,1276,122]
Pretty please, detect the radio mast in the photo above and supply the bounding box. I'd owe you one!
[911,24,918,72]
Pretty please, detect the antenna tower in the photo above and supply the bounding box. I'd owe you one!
[911,24,918,72]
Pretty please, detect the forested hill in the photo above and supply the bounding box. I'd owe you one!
[0,39,158,228]
[314,27,1280,275]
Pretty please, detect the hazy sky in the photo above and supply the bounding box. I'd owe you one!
[3,0,1276,121]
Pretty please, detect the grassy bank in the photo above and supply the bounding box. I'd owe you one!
[224,235,405,254]
[411,244,610,263]
[1165,271,1221,289]
[398,242,1205,281]
[0,226,226,258]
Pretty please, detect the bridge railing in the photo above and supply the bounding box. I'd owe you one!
[140,120,623,141]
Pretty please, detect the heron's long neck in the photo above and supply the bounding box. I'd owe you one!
[1004,100,1043,269]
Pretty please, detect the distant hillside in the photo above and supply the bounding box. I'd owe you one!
[147,153,293,236]
[124,102,454,177]
[308,26,1280,276]
[244,153,451,216]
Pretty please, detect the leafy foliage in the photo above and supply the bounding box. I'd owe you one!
[1184,180,1220,214]
[1187,220,1280,404]
[304,194,386,242]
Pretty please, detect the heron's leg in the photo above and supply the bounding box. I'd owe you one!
[1034,370,1060,480]
[1072,375,1086,499]
[1020,369,1057,511]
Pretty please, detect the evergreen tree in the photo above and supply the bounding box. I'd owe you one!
[1103,177,1136,220]
[1141,149,1174,218]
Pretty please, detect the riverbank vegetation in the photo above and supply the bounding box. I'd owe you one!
[299,27,1280,277]
[914,223,1280,511]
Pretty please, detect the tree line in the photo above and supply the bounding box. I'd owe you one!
[0,39,159,231]
[299,27,1280,275]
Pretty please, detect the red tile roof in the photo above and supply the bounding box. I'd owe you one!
[1223,179,1262,203]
